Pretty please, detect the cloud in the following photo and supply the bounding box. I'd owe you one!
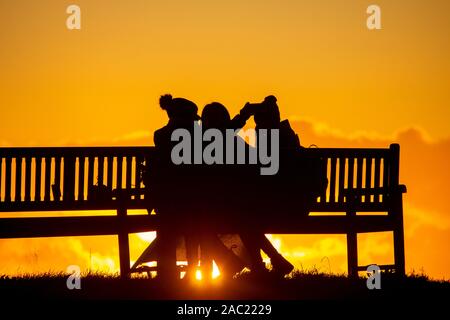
[112,130,152,145]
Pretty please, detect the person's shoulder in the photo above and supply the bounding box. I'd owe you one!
[154,125,172,146]
[280,119,293,130]
[279,120,301,148]
[154,127,164,137]
[279,119,298,137]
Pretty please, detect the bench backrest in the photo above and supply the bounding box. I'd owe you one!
[0,145,400,213]
[308,144,400,212]
[0,147,151,212]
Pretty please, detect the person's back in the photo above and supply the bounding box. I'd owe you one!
[244,96,299,219]
[149,94,201,280]
[201,102,260,219]
[151,94,202,210]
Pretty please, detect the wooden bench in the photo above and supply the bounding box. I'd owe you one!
[0,144,406,277]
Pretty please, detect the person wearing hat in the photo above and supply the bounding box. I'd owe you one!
[204,96,301,277]
[154,94,201,150]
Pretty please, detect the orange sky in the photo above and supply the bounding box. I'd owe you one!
[0,0,449,279]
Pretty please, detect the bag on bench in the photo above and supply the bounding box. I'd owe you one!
[296,146,328,202]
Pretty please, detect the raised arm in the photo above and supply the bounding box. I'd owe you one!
[229,102,257,130]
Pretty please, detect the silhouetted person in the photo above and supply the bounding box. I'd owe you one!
[239,96,297,276]
[189,102,255,280]
[201,100,294,276]
[141,94,296,280]
[253,95,300,149]
[150,94,201,280]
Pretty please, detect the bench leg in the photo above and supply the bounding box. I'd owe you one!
[393,228,405,276]
[118,207,130,278]
[347,232,358,278]
[156,231,178,280]
[393,200,406,276]
[118,232,130,278]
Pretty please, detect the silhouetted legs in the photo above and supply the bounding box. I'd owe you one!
[241,232,294,276]
[157,227,178,280]
[185,233,201,281]
[207,235,245,278]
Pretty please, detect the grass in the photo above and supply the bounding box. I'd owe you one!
[0,269,449,300]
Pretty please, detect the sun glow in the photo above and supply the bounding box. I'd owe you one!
[193,261,221,281]
[137,232,223,281]
[195,269,202,281]
[212,261,220,279]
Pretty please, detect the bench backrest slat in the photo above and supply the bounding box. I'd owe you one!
[329,157,337,203]
[107,157,114,195]
[24,157,32,202]
[356,157,363,201]
[15,157,23,202]
[347,157,355,199]
[116,156,123,191]
[98,156,105,187]
[365,157,372,202]
[126,156,133,190]
[338,157,345,203]
[78,156,86,202]
[0,158,2,201]
[44,157,51,202]
[87,156,95,200]
[4,157,12,202]
[374,157,381,203]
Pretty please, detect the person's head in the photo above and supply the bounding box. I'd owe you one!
[159,94,200,123]
[201,102,231,130]
[254,95,280,129]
